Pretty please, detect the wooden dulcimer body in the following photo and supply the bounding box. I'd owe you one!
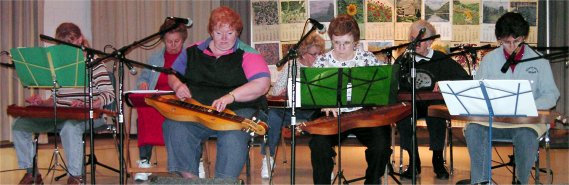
[145,94,267,135]
[7,104,114,120]
[428,104,563,128]
[299,103,411,135]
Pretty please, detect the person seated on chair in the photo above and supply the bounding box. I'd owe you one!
[163,6,270,180]
[133,18,188,181]
[308,14,392,184]
[12,22,115,185]
[461,12,559,185]
[260,32,325,179]
[394,20,471,180]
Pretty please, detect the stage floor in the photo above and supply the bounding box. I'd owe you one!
[1,133,568,184]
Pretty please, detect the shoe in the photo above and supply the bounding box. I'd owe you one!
[199,160,206,179]
[18,173,43,185]
[66,176,82,185]
[331,172,335,181]
[400,167,421,179]
[432,151,450,180]
[134,159,152,181]
[456,179,471,185]
[260,156,274,179]
[433,164,449,180]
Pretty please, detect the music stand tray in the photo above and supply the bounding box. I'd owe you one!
[438,79,538,183]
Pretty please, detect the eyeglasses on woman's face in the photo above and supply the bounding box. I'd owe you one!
[332,40,354,48]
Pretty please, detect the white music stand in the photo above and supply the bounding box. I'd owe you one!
[438,80,538,183]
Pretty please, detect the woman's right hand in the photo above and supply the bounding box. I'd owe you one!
[321,108,339,117]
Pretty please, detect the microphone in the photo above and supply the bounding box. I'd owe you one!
[501,43,524,73]
[0,51,14,68]
[167,17,193,27]
[407,28,426,50]
[308,18,326,34]
[125,62,137,75]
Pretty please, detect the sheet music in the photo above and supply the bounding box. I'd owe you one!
[438,80,538,117]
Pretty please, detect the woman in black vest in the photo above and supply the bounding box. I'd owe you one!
[163,6,271,180]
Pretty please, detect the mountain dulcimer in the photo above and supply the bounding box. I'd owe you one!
[299,103,412,135]
[145,94,267,135]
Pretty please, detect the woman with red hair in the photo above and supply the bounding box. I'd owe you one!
[163,6,270,180]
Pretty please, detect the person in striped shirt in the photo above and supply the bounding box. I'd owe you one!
[12,22,115,185]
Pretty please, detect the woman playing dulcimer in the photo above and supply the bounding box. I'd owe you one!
[308,14,393,184]
[162,6,270,180]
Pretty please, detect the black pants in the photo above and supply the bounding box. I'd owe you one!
[397,100,447,151]
[309,125,392,184]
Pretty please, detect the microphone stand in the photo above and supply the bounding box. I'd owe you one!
[85,21,185,184]
[372,33,439,184]
[402,31,425,185]
[407,47,419,185]
[372,35,441,55]
[39,36,114,184]
[278,26,319,184]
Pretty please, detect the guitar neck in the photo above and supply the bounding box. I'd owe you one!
[165,99,246,123]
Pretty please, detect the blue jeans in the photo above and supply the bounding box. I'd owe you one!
[464,124,540,184]
[162,108,263,179]
[260,108,319,156]
[12,117,104,176]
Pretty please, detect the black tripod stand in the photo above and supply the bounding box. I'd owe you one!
[45,81,71,182]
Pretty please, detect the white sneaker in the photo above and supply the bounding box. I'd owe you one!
[260,156,274,179]
[199,161,206,178]
[134,159,152,181]
[331,172,335,180]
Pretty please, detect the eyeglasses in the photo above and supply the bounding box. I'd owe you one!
[306,52,320,57]
[500,37,525,47]
[332,41,354,48]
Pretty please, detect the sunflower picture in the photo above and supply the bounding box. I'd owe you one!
[337,0,364,23]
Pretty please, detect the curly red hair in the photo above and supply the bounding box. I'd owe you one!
[208,6,243,35]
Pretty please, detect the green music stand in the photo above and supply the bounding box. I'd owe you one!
[10,45,86,88]
[299,65,398,108]
[10,44,85,182]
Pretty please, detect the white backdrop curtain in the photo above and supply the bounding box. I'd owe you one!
[0,0,44,141]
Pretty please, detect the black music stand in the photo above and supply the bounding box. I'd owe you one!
[10,45,87,184]
[438,80,538,183]
[300,65,398,184]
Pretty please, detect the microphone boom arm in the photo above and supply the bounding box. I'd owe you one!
[373,34,441,54]
[276,25,320,67]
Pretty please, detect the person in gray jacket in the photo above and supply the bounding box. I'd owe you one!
[462,12,560,184]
